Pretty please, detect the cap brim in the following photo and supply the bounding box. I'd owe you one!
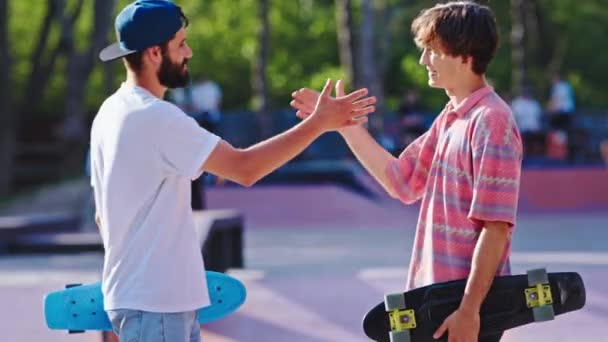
[99,42,136,62]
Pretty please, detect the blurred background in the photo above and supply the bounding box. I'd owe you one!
[0,0,607,341]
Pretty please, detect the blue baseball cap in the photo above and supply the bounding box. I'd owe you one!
[99,0,187,62]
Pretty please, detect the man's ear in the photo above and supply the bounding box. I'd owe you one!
[144,46,163,65]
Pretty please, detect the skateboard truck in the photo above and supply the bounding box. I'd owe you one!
[525,268,555,322]
[384,293,416,342]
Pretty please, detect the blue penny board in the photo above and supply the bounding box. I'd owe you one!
[44,271,246,331]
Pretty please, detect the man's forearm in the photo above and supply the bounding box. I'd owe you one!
[339,126,398,197]
[460,221,511,312]
[242,117,324,184]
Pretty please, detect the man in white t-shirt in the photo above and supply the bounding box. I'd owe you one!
[511,87,545,157]
[547,73,576,161]
[92,1,376,341]
[170,77,224,210]
[511,88,542,134]
[547,73,575,116]
[170,76,222,132]
[191,78,222,125]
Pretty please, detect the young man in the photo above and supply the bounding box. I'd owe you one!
[291,2,522,341]
[91,1,376,341]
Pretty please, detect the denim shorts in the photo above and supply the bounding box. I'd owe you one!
[107,309,201,342]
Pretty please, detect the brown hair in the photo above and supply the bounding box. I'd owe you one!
[124,41,170,73]
[411,1,499,75]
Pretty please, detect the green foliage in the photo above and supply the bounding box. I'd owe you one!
[536,0,608,106]
[6,0,608,117]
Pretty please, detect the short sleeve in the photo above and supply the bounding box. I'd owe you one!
[156,105,221,180]
[385,116,440,204]
[468,110,523,227]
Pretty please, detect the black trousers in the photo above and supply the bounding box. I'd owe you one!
[190,111,216,211]
[191,177,205,210]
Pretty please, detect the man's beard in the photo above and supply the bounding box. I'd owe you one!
[158,54,190,89]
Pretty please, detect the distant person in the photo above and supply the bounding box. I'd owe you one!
[170,77,223,209]
[191,77,222,133]
[397,89,426,150]
[90,1,376,341]
[171,76,222,134]
[511,87,544,157]
[59,113,87,176]
[547,73,576,162]
[547,73,575,118]
[511,87,542,134]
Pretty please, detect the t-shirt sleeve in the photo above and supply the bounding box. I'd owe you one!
[468,110,523,227]
[157,105,221,180]
[385,115,440,204]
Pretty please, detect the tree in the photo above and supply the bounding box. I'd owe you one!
[253,0,271,138]
[510,0,526,95]
[19,0,67,120]
[59,0,115,173]
[373,0,398,124]
[335,0,356,87]
[358,0,382,132]
[62,0,115,130]
[0,0,14,196]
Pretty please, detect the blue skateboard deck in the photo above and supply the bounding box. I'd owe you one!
[44,271,246,332]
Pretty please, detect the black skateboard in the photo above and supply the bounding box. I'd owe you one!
[362,269,585,341]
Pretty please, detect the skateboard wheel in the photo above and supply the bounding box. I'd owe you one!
[384,293,406,311]
[68,330,84,334]
[533,305,555,322]
[527,268,548,286]
[389,330,411,342]
[65,283,82,289]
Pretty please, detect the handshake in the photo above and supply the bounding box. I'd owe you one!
[289,79,377,133]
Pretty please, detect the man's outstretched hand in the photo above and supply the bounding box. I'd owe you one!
[291,79,376,132]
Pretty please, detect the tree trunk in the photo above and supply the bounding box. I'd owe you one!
[335,0,356,87]
[358,0,382,133]
[524,1,567,91]
[253,0,271,138]
[19,0,89,120]
[523,0,540,57]
[510,0,526,95]
[0,0,14,196]
[20,0,68,119]
[373,0,394,128]
[63,0,114,120]
[358,0,374,90]
[61,0,115,175]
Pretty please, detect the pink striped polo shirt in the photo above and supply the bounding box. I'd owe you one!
[386,86,523,290]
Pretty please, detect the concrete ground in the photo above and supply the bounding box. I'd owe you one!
[1,184,607,341]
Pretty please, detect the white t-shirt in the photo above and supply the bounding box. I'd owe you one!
[511,96,542,133]
[550,81,575,113]
[90,83,221,312]
[169,81,222,122]
[190,81,222,114]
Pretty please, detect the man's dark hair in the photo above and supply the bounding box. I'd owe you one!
[124,9,189,73]
[411,1,499,75]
